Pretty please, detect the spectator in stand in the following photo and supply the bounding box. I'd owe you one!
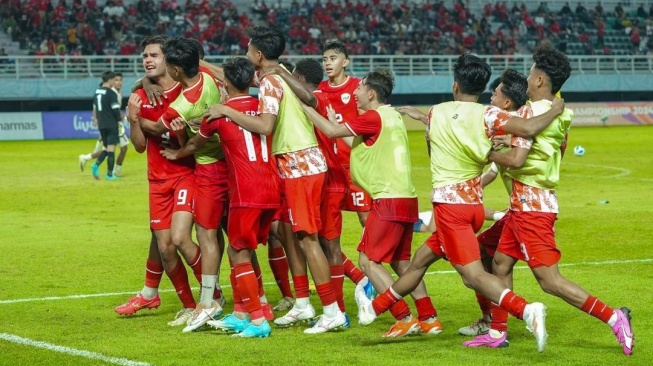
[560,2,572,16]
[595,1,604,16]
[615,3,624,18]
[637,4,647,18]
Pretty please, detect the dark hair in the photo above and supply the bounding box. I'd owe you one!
[112,72,123,78]
[488,77,501,93]
[499,68,528,108]
[293,58,323,87]
[532,41,571,94]
[362,68,394,103]
[453,54,492,96]
[163,37,200,78]
[188,38,205,59]
[140,35,169,51]
[322,40,349,59]
[101,70,115,82]
[222,57,255,91]
[248,26,285,60]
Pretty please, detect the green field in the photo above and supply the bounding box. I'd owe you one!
[0,126,650,366]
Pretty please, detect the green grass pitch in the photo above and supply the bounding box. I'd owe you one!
[0,126,650,365]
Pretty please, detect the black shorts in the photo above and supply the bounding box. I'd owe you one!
[99,127,120,147]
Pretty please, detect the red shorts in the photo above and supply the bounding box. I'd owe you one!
[227,207,276,251]
[343,182,372,212]
[284,173,325,234]
[357,198,417,263]
[148,174,195,230]
[433,203,485,266]
[477,213,509,257]
[497,211,560,268]
[424,231,447,259]
[193,160,228,230]
[276,190,289,223]
[319,191,346,240]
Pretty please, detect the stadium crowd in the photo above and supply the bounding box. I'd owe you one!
[1,0,652,57]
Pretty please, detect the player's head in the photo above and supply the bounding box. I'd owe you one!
[163,37,200,81]
[141,35,170,78]
[222,57,255,94]
[292,58,323,88]
[452,54,492,98]
[529,41,571,96]
[355,68,393,110]
[246,26,285,68]
[188,38,205,60]
[491,69,528,111]
[101,70,115,84]
[111,72,123,91]
[488,77,501,94]
[322,40,350,79]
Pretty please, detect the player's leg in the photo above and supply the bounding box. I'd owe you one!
[104,127,119,180]
[115,231,164,315]
[318,191,347,316]
[113,137,129,177]
[92,129,109,179]
[267,220,294,311]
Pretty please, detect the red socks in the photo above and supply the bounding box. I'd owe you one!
[581,295,614,323]
[144,259,164,288]
[188,247,202,284]
[476,292,492,317]
[268,246,293,298]
[342,252,366,284]
[498,290,527,320]
[330,265,345,312]
[490,302,509,332]
[167,260,195,309]
[372,288,402,317]
[233,262,263,319]
[414,297,437,321]
[292,275,310,299]
[315,282,337,306]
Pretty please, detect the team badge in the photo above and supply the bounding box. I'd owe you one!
[341,93,351,104]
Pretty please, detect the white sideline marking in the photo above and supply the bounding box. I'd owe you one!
[0,333,152,366]
[564,162,632,179]
[0,258,649,305]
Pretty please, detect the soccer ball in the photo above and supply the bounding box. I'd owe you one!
[573,145,586,156]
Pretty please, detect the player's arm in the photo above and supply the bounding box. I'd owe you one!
[301,103,352,138]
[397,105,429,125]
[92,105,98,127]
[497,98,564,137]
[488,147,529,168]
[261,65,316,107]
[199,59,224,82]
[132,76,166,105]
[204,104,275,135]
[161,131,208,160]
[126,93,147,153]
[481,163,498,187]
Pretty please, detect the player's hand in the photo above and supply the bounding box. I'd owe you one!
[169,117,186,132]
[144,83,166,106]
[159,147,179,160]
[204,104,228,121]
[492,135,511,150]
[326,105,338,124]
[187,118,202,130]
[551,97,564,114]
[127,93,142,124]
[397,106,427,124]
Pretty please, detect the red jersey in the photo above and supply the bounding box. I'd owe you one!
[313,90,347,193]
[317,76,361,168]
[136,85,195,181]
[199,95,280,209]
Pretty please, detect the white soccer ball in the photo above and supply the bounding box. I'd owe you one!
[573,145,585,156]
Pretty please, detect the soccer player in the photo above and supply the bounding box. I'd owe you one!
[468,43,634,355]
[157,37,227,326]
[90,70,121,181]
[110,72,129,177]
[354,54,566,352]
[302,68,442,337]
[317,41,371,227]
[316,40,375,296]
[162,57,278,337]
[117,35,199,326]
[204,26,346,334]
[457,68,529,337]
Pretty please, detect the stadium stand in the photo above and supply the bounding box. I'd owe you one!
[0,0,651,59]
